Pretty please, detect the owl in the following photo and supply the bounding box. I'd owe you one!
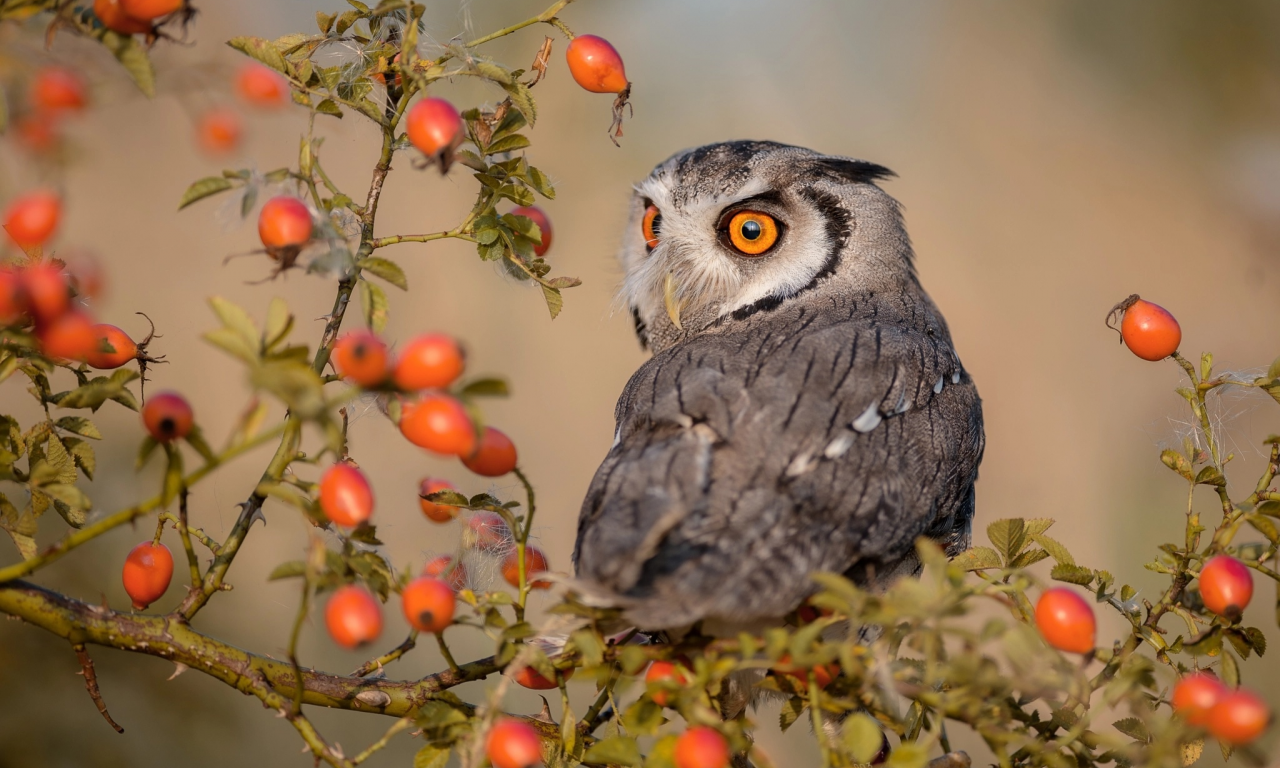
[572,141,985,634]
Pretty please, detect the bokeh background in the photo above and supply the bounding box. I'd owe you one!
[2,1,1279,766]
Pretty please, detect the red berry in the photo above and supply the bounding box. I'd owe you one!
[4,191,61,248]
[392,333,464,391]
[423,555,467,591]
[94,0,151,34]
[463,511,511,553]
[30,67,87,114]
[1171,672,1227,727]
[565,35,628,94]
[324,584,383,649]
[20,262,70,322]
[122,541,173,610]
[236,63,287,108]
[399,394,476,457]
[141,391,194,443]
[401,576,455,633]
[771,655,838,690]
[514,664,572,690]
[1198,555,1253,620]
[486,719,542,768]
[405,98,462,158]
[501,546,549,590]
[119,0,181,21]
[15,113,59,154]
[0,269,23,325]
[646,657,693,707]
[511,206,552,258]
[197,108,242,155]
[673,726,730,768]
[258,196,312,251]
[85,324,138,369]
[332,330,390,388]
[462,426,517,477]
[1034,587,1096,654]
[418,477,459,523]
[1206,689,1271,745]
[318,463,374,527]
[38,310,96,362]
[1119,298,1181,362]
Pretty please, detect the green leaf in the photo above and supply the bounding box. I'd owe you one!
[315,98,343,117]
[98,31,155,96]
[1113,717,1150,742]
[268,560,307,580]
[540,284,564,319]
[0,493,37,560]
[1050,563,1096,586]
[459,378,509,398]
[582,735,641,767]
[412,744,449,768]
[1029,533,1075,566]
[525,166,555,199]
[179,177,235,210]
[136,435,160,470]
[1194,465,1226,487]
[1161,449,1194,480]
[501,80,537,125]
[40,483,90,512]
[1220,648,1240,688]
[357,257,408,290]
[250,361,326,419]
[209,296,261,352]
[484,134,532,156]
[886,742,929,768]
[55,417,101,439]
[987,518,1026,563]
[842,713,885,765]
[204,328,259,366]
[62,437,96,481]
[263,297,293,349]
[227,36,290,74]
[951,545,1002,571]
[358,279,388,332]
[316,11,335,34]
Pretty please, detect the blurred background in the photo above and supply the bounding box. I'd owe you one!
[1,1,1279,766]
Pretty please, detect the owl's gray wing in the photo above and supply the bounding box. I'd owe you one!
[572,306,984,629]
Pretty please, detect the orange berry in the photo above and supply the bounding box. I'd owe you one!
[486,719,542,768]
[332,330,390,388]
[258,196,312,251]
[0,270,23,325]
[1198,555,1253,620]
[401,576,455,633]
[399,394,476,457]
[85,324,138,369]
[4,191,61,249]
[141,391,194,443]
[15,113,59,153]
[1034,587,1096,654]
[646,657,693,707]
[771,654,838,690]
[1172,672,1227,727]
[1119,298,1181,362]
[462,426,517,477]
[197,108,242,155]
[405,97,462,158]
[236,62,287,108]
[418,477,459,523]
[1206,689,1271,745]
[94,0,151,34]
[324,584,383,649]
[119,0,181,21]
[423,555,467,591]
[501,546,550,590]
[392,333,464,390]
[122,541,173,610]
[674,726,730,768]
[464,511,511,553]
[30,67,87,114]
[514,664,573,690]
[38,310,96,362]
[318,463,374,528]
[565,35,628,94]
[511,205,552,258]
[20,263,70,322]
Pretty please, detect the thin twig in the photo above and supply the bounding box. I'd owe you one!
[73,643,124,733]
[353,631,419,677]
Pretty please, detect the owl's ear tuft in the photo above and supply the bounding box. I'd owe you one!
[815,158,896,186]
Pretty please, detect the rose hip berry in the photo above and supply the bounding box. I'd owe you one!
[464,511,511,552]
[392,333,464,391]
[0,270,23,325]
[423,555,467,591]
[122,541,173,610]
[1207,689,1271,745]
[486,719,542,768]
[418,477,459,523]
[399,394,476,457]
[85,324,139,369]
[772,655,838,690]
[405,98,462,159]
[501,545,549,589]
[1107,295,1181,362]
[318,463,374,528]
[401,576,456,633]
[236,62,287,108]
[1171,672,1227,727]
[332,330,390,388]
[258,196,313,253]
[38,311,97,362]
[4,191,61,248]
[197,109,242,155]
[646,657,693,707]
[462,426,518,477]
[30,67,87,115]
[565,35,629,94]
[20,262,70,322]
[673,726,730,768]
[1198,555,1253,621]
[511,205,552,257]
[94,0,151,34]
[1034,587,1096,654]
[142,391,194,443]
[119,0,181,21]
[324,584,383,649]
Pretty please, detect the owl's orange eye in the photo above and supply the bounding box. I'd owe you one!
[642,204,661,249]
[725,210,779,256]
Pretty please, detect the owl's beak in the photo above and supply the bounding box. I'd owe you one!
[663,272,683,330]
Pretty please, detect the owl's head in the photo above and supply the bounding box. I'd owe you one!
[619,141,913,353]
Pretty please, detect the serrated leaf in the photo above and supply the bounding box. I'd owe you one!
[55,417,101,439]
[1029,533,1075,566]
[778,696,805,733]
[315,98,343,117]
[1050,563,1095,586]
[316,10,335,33]
[412,744,449,768]
[1009,547,1050,568]
[228,36,290,74]
[987,518,1026,562]
[540,284,563,319]
[1113,717,1149,741]
[358,279,388,332]
[1182,738,1204,766]
[179,176,235,210]
[40,483,90,512]
[525,165,555,199]
[502,80,537,125]
[950,546,1003,571]
[485,134,532,156]
[1194,465,1226,487]
[358,257,407,290]
[62,437,96,481]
